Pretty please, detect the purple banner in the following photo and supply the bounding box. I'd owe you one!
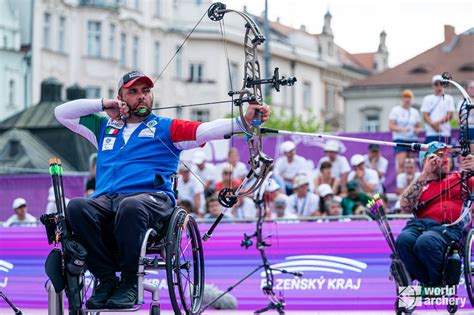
[0,221,469,311]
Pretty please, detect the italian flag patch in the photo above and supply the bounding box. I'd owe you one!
[106,127,119,135]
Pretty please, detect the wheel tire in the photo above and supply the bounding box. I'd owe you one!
[166,208,205,315]
[149,305,160,315]
[448,302,458,314]
[464,229,474,307]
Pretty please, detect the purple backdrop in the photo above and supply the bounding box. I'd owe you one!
[0,221,469,311]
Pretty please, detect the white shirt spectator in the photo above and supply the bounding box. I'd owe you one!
[217,161,248,181]
[396,172,421,190]
[288,191,320,217]
[364,154,389,182]
[178,175,205,214]
[388,105,421,140]
[316,156,351,178]
[191,163,218,189]
[233,197,257,219]
[348,168,383,195]
[46,186,70,214]
[4,213,37,227]
[274,154,308,182]
[420,94,455,137]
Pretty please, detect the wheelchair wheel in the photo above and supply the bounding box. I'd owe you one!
[166,208,205,315]
[464,228,474,306]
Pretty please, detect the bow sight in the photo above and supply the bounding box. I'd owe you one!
[246,67,297,92]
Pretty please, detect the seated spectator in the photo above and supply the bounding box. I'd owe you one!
[271,193,298,221]
[316,140,351,194]
[45,186,70,214]
[364,144,388,185]
[326,200,342,216]
[288,174,320,217]
[4,198,37,227]
[316,184,341,216]
[191,150,218,197]
[341,181,371,216]
[274,141,308,195]
[348,154,383,195]
[265,179,285,217]
[203,196,233,221]
[396,157,420,195]
[177,163,205,215]
[178,199,199,218]
[314,161,340,195]
[217,148,248,181]
[215,163,242,192]
[232,196,257,219]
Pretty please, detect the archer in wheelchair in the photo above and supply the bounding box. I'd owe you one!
[46,70,270,314]
[368,141,474,314]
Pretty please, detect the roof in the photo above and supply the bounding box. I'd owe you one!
[350,28,474,88]
[0,101,63,130]
[351,53,376,72]
[0,129,75,173]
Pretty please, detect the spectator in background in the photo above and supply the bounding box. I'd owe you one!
[288,174,320,217]
[316,184,341,216]
[314,161,340,195]
[215,163,242,192]
[4,198,37,227]
[457,81,474,151]
[364,144,389,186]
[232,196,257,219]
[191,150,217,197]
[85,153,97,197]
[421,74,455,144]
[348,154,382,195]
[396,157,420,195]
[177,164,204,215]
[218,148,248,182]
[177,199,198,218]
[326,200,342,216]
[203,196,232,221]
[45,186,71,214]
[388,89,421,173]
[316,140,351,195]
[341,181,371,216]
[271,193,298,221]
[265,179,284,216]
[274,141,308,195]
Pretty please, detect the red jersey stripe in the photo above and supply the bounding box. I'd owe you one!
[170,119,202,143]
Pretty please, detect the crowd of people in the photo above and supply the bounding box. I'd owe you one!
[4,76,473,227]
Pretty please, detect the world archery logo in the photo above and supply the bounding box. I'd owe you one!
[261,255,367,291]
[0,260,14,288]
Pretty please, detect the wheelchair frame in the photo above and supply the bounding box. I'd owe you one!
[46,206,205,315]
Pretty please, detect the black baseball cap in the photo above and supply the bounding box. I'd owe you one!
[117,71,154,91]
[368,143,380,151]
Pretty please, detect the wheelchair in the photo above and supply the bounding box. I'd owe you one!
[46,206,205,315]
[392,225,474,315]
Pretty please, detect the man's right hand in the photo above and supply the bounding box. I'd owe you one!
[102,99,123,121]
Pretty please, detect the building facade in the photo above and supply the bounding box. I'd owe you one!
[344,25,474,133]
[8,0,384,130]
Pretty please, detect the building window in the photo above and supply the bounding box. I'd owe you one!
[361,110,381,132]
[175,45,182,79]
[86,87,101,98]
[133,0,140,9]
[191,109,209,122]
[154,41,160,74]
[109,23,115,59]
[43,13,51,48]
[108,88,115,99]
[120,32,126,66]
[58,16,66,52]
[87,21,102,57]
[132,36,139,68]
[303,81,312,109]
[155,0,161,17]
[325,84,336,114]
[9,79,15,105]
[189,63,203,82]
[3,35,7,48]
[229,62,239,91]
[328,42,334,57]
[176,106,183,118]
[196,0,203,5]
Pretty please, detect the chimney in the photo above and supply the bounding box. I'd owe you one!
[276,17,280,23]
[40,78,63,102]
[300,24,306,32]
[66,84,86,100]
[444,25,455,44]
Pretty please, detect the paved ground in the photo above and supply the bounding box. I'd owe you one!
[3,310,474,314]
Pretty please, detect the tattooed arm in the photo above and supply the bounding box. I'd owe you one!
[399,176,427,213]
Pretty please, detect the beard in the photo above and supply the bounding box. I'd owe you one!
[131,95,154,117]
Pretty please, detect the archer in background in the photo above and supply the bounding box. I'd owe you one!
[421,74,455,144]
[54,70,270,309]
[396,142,474,286]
